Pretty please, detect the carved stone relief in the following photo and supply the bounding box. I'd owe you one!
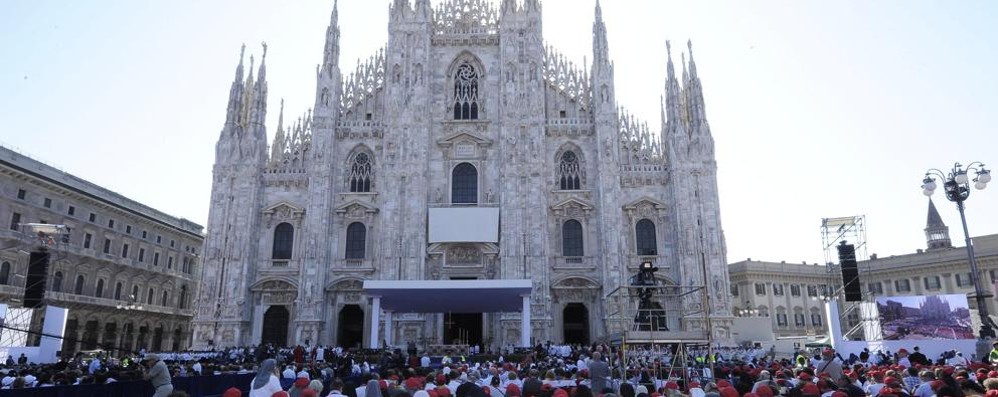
[262,292,295,305]
[445,244,482,266]
[262,203,306,229]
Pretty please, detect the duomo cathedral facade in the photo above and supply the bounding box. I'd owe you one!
[193,0,733,349]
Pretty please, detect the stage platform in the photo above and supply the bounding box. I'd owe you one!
[609,330,710,344]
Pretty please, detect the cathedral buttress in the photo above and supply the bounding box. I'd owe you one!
[194,44,269,348]
[664,40,733,340]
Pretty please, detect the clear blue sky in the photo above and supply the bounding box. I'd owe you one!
[2,0,997,265]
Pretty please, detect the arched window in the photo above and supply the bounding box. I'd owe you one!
[345,222,367,260]
[562,220,584,257]
[161,291,169,306]
[635,219,658,256]
[348,152,373,193]
[0,262,9,285]
[453,63,480,120]
[272,223,294,262]
[179,285,188,309]
[52,272,63,292]
[95,279,104,298]
[558,151,582,190]
[451,163,478,204]
[147,287,154,305]
[74,275,85,295]
[114,282,123,300]
[132,285,139,300]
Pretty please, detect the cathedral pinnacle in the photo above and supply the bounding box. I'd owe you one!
[322,0,341,77]
[687,39,698,81]
[270,98,286,164]
[501,0,517,14]
[258,42,267,82]
[225,44,248,128]
[591,0,610,78]
[236,44,246,81]
[684,39,707,126]
[524,0,540,13]
[277,98,285,132]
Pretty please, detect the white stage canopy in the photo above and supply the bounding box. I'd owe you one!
[362,279,531,313]
[361,279,533,348]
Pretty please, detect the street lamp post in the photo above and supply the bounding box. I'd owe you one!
[922,162,992,348]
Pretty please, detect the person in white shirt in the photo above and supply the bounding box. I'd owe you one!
[896,349,911,368]
[192,361,203,376]
[864,373,885,397]
[447,373,463,395]
[421,354,431,368]
[947,352,969,366]
[283,365,297,379]
[89,357,102,374]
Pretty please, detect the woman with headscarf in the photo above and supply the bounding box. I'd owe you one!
[366,379,384,397]
[250,359,284,397]
[489,374,507,397]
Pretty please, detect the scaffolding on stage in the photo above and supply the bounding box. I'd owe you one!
[604,284,713,385]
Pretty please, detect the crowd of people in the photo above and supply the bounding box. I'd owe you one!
[2,341,998,397]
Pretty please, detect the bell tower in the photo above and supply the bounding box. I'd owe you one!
[925,198,952,250]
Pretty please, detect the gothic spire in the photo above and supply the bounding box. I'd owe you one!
[686,39,707,125]
[415,0,431,20]
[251,42,269,132]
[245,54,255,98]
[235,44,246,83]
[390,0,410,21]
[322,0,341,78]
[257,42,267,84]
[270,99,286,164]
[501,0,517,15]
[592,0,609,67]
[664,41,682,127]
[524,0,541,13]
[225,44,247,127]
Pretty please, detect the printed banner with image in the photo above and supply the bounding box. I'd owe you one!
[876,294,973,340]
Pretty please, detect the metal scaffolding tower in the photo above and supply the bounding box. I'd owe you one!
[819,216,877,341]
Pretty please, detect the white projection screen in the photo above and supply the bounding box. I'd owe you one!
[428,207,500,243]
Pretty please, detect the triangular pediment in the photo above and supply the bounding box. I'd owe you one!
[334,200,379,215]
[622,196,667,211]
[250,277,298,292]
[552,276,601,289]
[324,277,365,292]
[261,201,305,215]
[436,131,493,147]
[551,197,594,211]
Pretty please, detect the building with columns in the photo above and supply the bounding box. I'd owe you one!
[0,145,203,356]
[193,0,734,350]
[728,199,998,342]
[727,259,835,340]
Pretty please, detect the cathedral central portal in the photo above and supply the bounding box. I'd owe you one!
[444,313,484,346]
